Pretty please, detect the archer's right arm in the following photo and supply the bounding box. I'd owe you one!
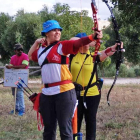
[28,38,46,60]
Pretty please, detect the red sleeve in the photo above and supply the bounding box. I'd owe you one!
[61,40,79,55]
[31,49,38,62]
[62,37,92,55]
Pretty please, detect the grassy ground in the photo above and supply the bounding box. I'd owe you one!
[0,83,140,140]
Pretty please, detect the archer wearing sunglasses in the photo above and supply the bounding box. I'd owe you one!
[6,43,29,116]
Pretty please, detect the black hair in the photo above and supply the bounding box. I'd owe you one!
[14,43,23,50]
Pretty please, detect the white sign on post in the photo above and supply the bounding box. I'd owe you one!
[4,68,29,87]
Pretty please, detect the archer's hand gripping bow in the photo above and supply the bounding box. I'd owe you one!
[83,0,101,108]
[102,0,125,106]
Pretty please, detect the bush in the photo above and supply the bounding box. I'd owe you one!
[104,64,116,77]
[98,64,137,78]
[127,68,136,77]
[98,64,116,77]
[0,62,4,78]
[134,66,140,77]
[119,64,128,77]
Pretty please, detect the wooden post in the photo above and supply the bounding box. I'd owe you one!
[14,88,17,115]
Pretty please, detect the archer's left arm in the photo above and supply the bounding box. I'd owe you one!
[99,42,123,62]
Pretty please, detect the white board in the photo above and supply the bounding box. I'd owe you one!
[4,68,29,87]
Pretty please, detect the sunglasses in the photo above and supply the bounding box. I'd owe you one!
[17,48,23,51]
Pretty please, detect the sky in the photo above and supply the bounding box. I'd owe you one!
[0,0,113,20]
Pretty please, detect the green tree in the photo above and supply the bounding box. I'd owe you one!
[118,1,140,64]
[103,1,140,65]
[0,13,12,63]
[14,10,42,52]
[39,3,94,40]
[38,5,57,23]
[0,10,42,64]
[0,21,17,63]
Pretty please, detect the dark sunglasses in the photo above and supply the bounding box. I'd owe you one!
[17,48,23,51]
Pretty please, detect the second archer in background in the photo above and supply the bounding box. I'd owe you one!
[70,32,123,140]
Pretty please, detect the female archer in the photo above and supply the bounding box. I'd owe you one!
[28,20,102,140]
[70,32,123,140]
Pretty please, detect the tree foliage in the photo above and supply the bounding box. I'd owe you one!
[0,13,12,63]
[0,3,96,64]
[118,1,140,64]
[103,1,140,65]
[0,2,139,67]
[0,10,42,63]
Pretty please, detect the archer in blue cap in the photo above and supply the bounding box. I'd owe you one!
[28,19,105,140]
[41,20,62,36]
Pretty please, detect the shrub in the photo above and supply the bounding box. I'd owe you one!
[119,64,128,77]
[0,62,4,78]
[98,64,136,78]
[134,66,140,77]
[127,68,136,77]
[98,64,116,77]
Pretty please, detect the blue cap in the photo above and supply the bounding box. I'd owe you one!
[75,32,87,38]
[41,20,62,36]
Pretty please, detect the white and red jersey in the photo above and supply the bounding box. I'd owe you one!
[32,40,79,95]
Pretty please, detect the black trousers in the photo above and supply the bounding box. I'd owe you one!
[39,89,77,140]
[78,94,101,140]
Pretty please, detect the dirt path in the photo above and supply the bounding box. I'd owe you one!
[103,78,140,85]
[1,78,140,85]
[27,78,140,85]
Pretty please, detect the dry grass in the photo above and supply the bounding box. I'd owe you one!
[0,84,42,140]
[0,83,140,140]
[96,85,140,140]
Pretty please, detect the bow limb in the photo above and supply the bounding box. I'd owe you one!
[91,0,101,62]
[83,0,101,108]
[103,0,125,106]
